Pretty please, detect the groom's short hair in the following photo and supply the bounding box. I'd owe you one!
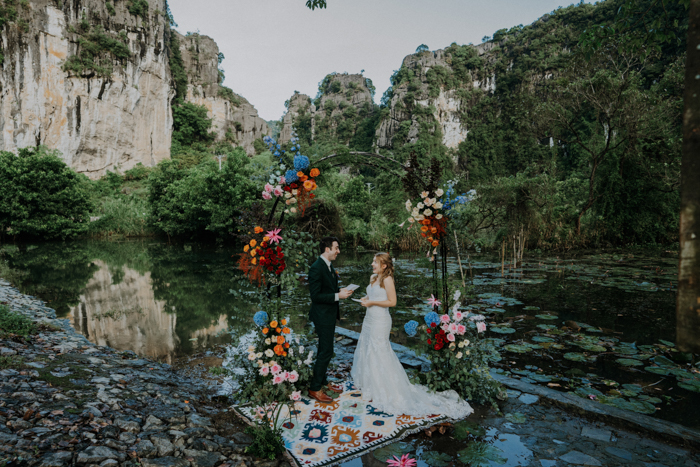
[320,236,339,255]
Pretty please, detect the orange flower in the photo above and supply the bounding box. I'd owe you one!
[262,327,269,334]
[281,319,287,325]
[303,180,314,191]
[270,320,278,328]
[243,245,250,252]
[432,240,439,247]
[249,239,257,247]
[421,233,427,237]
[263,236,270,243]
[254,226,263,234]
[311,181,317,190]
[250,249,256,257]
[420,226,429,232]
[296,171,304,178]
[284,343,290,348]
[282,327,291,334]
[283,351,287,357]
[310,168,320,177]
[430,227,437,234]
[251,257,257,265]
[299,174,308,182]
[274,345,284,355]
[277,336,285,345]
[276,327,282,333]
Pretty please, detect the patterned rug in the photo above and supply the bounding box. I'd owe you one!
[233,381,454,467]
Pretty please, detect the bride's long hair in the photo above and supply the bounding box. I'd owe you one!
[370,252,394,289]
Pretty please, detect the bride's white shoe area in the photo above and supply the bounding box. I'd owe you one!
[350,282,473,419]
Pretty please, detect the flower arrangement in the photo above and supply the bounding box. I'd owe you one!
[239,226,287,285]
[225,310,314,407]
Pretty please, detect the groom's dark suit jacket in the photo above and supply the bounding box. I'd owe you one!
[308,257,340,325]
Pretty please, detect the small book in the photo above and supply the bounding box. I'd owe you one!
[345,284,360,291]
[351,298,363,303]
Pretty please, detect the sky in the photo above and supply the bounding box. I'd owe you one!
[168,0,592,121]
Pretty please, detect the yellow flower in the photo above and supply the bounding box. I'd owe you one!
[250,249,256,257]
[250,239,257,247]
[263,236,270,243]
[243,245,250,252]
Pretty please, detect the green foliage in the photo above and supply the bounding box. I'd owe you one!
[244,424,285,460]
[105,2,115,15]
[169,33,188,104]
[217,86,242,106]
[0,146,92,240]
[0,305,36,336]
[62,25,131,77]
[172,102,215,148]
[416,43,429,53]
[127,0,148,17]
[148,149,256,238]
[253,139,266,155]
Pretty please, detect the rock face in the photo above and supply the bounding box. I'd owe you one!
[0,0,173,178]
[375,46,496,150]
[278,92,314,143]
[175,31,269,154]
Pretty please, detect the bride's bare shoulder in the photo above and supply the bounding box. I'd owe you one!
[382,275,395,286]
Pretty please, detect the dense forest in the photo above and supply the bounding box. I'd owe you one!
[0,0,687,252]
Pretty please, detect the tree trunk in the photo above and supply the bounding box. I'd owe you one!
[677,0,700,353]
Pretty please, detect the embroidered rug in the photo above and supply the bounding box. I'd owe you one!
[233,381,455,467]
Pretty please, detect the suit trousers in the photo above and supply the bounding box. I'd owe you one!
[310,322,335,391]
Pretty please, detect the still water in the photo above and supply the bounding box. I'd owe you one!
[1,240,695,427]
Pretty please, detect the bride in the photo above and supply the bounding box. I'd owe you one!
[351,252,473,418]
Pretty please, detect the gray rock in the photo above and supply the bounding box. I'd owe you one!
[0,432,19,444]
[115,417,141,433]
[187,413,212,428]
[143,414,164,431]
[104,439,126,451]
[84,406,103,417]
[0,347,17,355]
[191,438,219,452]
[38,451,73,467]
[141,457,191,467]
[11,391,38,401]
[183,450,224,467]
[76,446,118,464]
[99,460,119,467]
[605,447,634,461]
[518,393,539,405]
[152,437,176,456]
[231,432,253,445]
[136,440,158,458]
[101,425,120,439]
[119,432,137,443]
[559,451,602,465]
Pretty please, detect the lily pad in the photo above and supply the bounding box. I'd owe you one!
[580,343,607,352]
[653,355,676,367]
[564,352,593,362]
[532,336,555,343]
[372,442,413,462]
[678,379,700,393]
[537,324,557,330]
[523,306,540,311]
[453,420,486,439]
[457,442,507,466]
[659,339,675,347]
[645,366,671,376]
[505,412,527,423]
[536,314,559,320]
[617,358,644,367]
[421,451,453,467]
[490,326,516,334]
[504,344,534,354]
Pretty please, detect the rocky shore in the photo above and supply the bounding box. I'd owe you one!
[0,279,283,467]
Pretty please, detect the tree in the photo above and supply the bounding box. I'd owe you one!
[677,0,700,353]
[305,0,326,10]
[416,44,429,53]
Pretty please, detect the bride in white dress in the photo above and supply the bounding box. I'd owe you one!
[350,252,473,418]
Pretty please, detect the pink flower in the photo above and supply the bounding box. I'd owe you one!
[446,333,455,342]
[477,321,487,333]
[259,366,269,376]
[427,294,441,309]
[588,394,597,400]
[273,186,283,197]
[290,391,301,401]
[280,176,286,184]
[453,311,463,322]
[448,323,458,333]
[262,191,272,200]
[270,364,282,374]
[266,228,283,244]
[440,314,450,324]
[287,370,299,383]
[264,183,274,193]
[456,324,466,335]
[273,374,285,385]
[387,454,417,467]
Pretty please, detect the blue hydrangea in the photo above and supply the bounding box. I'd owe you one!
[294,155,310,171]
[253,311,269,327]
[404,320,419,337]
[424,311,440,327]
[285,170,299,183]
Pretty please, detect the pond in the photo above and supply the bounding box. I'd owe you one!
[0,240,697,429]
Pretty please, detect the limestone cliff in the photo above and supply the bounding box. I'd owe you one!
[375,45,496,150]
[0,0,173,178]
[278,92,314,144]
[175,31,269,154]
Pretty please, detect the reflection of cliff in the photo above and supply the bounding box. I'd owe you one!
[69,261,178,363]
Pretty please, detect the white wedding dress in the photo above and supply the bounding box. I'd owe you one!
[350,281,473,418]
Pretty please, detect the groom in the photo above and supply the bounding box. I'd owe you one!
[308,236,354,403]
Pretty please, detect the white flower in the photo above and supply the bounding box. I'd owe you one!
[247,353,256,361]
[420,191,429,198]
[449,342,456,350]
[424,197,433,207]
[412,208,420,217]
[297,360,302,366]
[265,338,271,345]
[434,202,443,209]
[307,350,314,359]
[248,345,255,352]
[416,214,425,221]
[257,360,263,367]
[453,290,461,301]
[465,350,471,356]
[292,189,298,196]
[435,188,444,197]
[458,341,465,349]
[417,202,424,209]
[288,348,294,357]
[405,200,412,212]
[424,209,432,216]
[284,209,289,214]
[256,352,262,358]
[435,214,443,220]
[299,346,305,354]
[408,217,415,224]
[265,349,274,358]
[290,207,297,214]
[456,351,463,359]
[284,192,292,199]
[464,339,470,347]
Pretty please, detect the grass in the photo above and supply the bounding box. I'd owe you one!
[0,304,36,336]
[0,355,24,369]
[34,355,92,389]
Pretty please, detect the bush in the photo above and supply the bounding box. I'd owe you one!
[172,103,215,147]
[0,305,35,336]
[0,146,93,240]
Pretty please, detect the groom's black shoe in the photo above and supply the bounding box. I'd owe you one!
[308,389,333,403]
[326,383,343,394]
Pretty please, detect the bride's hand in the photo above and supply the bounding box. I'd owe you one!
[360,296,371,307]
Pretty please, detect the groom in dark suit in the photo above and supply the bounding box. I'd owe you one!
[308,236,354,403]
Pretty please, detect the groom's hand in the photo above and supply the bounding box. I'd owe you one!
[339,288,354,299]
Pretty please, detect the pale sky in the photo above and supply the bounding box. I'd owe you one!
[168,0,592,121]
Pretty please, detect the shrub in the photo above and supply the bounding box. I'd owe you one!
[0,305,36,336]
[128,0,148,17]
[0,146,92,240]
[172,103,215,147]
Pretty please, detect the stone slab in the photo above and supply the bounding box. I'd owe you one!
[559,450,602,465]
[581,427,612,442]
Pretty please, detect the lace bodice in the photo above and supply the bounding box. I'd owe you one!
[366,280,388,303]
